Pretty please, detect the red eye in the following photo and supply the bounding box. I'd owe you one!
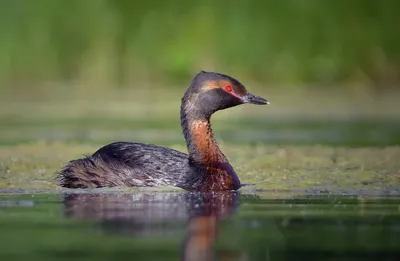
[224,85,233,93]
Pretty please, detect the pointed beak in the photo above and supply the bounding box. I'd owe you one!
[242,92,270,105]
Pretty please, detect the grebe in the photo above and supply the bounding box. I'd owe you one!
[59,71,269,191]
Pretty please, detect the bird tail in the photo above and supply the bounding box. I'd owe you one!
[59,156,104,188]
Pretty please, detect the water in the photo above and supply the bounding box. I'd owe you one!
[1,191,399,261]
[2,117,400,147]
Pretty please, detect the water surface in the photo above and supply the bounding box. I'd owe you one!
[1,190,399,261]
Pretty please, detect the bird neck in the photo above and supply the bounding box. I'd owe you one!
[180,101,227,165]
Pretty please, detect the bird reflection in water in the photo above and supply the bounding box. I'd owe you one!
[63,191,240,260]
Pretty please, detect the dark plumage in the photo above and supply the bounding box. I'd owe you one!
[59,71,269,191]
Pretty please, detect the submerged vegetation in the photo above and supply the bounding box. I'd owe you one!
[1,141,399,191]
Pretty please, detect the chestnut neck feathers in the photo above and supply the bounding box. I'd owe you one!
[180,94,226,165]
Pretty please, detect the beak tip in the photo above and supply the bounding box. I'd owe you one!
[243,93,270,105]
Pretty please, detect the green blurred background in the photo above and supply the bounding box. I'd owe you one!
[1,0,400,88]
[0,0,399,147]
